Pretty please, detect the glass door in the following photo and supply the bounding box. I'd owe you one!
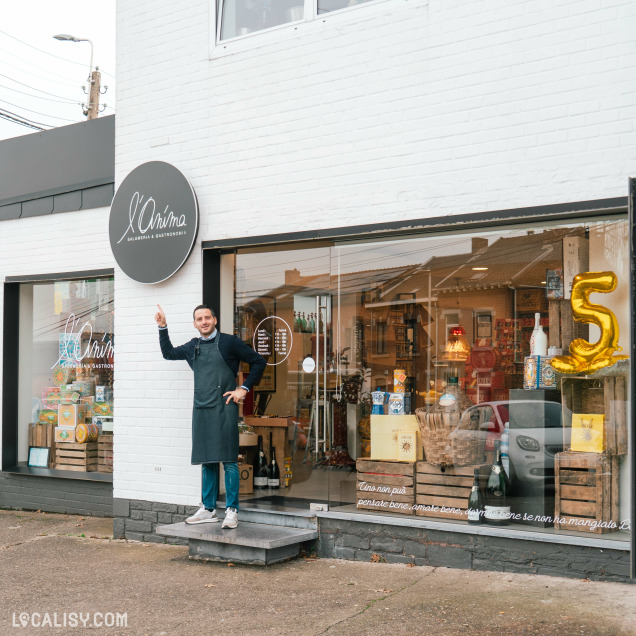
[234,244,335,508]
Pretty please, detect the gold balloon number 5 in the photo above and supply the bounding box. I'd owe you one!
[551,271,628,374]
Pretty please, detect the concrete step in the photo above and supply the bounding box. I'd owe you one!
[156,520,318,566]
[226,504,317,530]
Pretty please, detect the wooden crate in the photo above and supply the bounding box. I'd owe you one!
[356,458,415,515]
[97,434,113,473]
[28,423,56,468]
[55,442,98,472]
[555,452,618,534]
[548,298,589,352]
[561,375,627,455]
[415,461,488,521]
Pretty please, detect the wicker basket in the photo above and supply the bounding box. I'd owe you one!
[448,429,486,465]
[415,408,485,466]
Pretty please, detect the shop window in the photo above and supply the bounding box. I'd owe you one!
[232,218,631,542]
[18,278,114,475]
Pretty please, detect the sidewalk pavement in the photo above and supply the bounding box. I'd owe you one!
[0,509,635,636]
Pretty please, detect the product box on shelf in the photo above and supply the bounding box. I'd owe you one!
[370,414,422,462]
[54,426,76,443]
[57,404,86,427]
[238,464,253,494]
[93,416,113,433]
[523,355,558,390]
[356,458,415,515]
[92,401,113,418]
[41,387,62,409]
[393,369,407,393]
[238,432,258,446]
[71,380,95,397]
[95,385,113,402]
[38,409,58,426]
[284,457,292,487]
[60,389,81,404]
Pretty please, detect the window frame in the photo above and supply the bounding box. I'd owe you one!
[1,269,115,482]
[212,0,399,56]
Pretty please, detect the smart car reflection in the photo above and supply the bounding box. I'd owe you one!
[456,400,571,487]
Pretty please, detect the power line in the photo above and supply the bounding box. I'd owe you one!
[0,29,86,66]
[0,45,85,85]
[0,29,116,80]
[0,82,78,104]
[0,107,50,130]
[0,98,79,123]
[0,111,44,130]
[0,71,80,101]
[0,54,79,88]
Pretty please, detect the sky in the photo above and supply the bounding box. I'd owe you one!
[0,1,116,141]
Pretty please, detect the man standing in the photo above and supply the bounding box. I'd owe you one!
[155,304,266,529]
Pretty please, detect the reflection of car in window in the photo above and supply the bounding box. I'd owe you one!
[456,401,571,488]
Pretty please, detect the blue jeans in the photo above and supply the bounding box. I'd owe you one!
[202,462,239,511]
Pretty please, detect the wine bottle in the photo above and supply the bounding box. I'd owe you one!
[467,468,484,524]
[534,323,547,357]
[485,440,510,526]
[253,435,269,489]
[268,433,280,489]
[529,312,540,354]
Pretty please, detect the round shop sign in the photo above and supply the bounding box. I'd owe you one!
[109,161,199,284]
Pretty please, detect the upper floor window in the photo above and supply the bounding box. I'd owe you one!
[218,0,375,41]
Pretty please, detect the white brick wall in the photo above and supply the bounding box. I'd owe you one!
[113,0,636,503]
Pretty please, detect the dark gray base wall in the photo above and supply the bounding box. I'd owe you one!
[113,498,194,545]
[113,500,631,582]
[0,472,113,517]
[317,518,632,583]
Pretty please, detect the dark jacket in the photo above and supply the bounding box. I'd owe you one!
[159,328,266,391]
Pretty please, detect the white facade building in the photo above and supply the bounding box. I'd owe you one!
[1,0,635,579]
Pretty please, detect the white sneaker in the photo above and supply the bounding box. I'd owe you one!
[221,507,238,529]
[186,504,219,524]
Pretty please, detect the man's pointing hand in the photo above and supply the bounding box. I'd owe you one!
[155,304,167,328]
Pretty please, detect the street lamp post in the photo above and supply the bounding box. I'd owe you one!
[53,34,104,120]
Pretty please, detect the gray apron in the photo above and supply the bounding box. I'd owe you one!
[191,337,239,464]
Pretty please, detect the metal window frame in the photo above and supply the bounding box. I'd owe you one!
[629,178,636,579]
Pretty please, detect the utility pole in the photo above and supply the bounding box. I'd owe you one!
[53,35,107,121]
[85,68,101,120]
